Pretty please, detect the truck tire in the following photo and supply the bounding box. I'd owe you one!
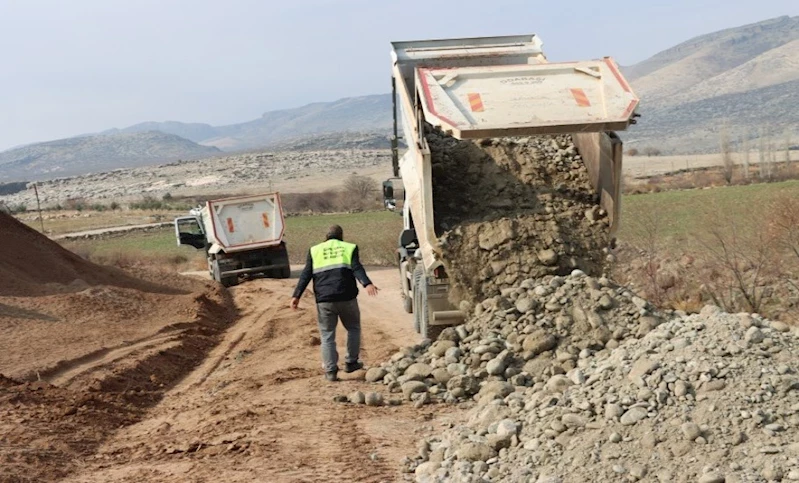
[402,263,413,314]
[212,260,238,288]
[415,267,444,341]
[412,265,423,333]
[279,266,291,279]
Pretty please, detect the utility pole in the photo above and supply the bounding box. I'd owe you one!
[32,183,44,232]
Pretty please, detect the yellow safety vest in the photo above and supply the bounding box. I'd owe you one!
[310,239,356,274]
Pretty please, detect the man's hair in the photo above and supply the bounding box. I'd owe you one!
[326,224,344,240]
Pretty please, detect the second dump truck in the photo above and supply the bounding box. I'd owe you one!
[174,192,290,287]
[382,34,640,338]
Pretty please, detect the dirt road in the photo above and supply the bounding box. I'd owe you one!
[59,267,452,483]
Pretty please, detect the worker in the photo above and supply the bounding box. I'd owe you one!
[290,224,379,381]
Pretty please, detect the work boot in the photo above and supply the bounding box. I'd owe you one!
[344,361,364,373]
[325,371,338,382]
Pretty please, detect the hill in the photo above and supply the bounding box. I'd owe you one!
[625,15,799,153]
[0,131,221,181]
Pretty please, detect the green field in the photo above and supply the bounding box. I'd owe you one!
[61,211,403,268]
[619,179,799,241]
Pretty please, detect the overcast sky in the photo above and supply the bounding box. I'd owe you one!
[0,0,796,151]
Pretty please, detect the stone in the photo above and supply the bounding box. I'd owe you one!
[496,419,519,438]
[598,295,615,310]
[479,381,514,401]
[430,340,457,357]
[745,327,765,345]
[486,356,507,376]
[629,463,648,479]
[605,404,624,420]
[365,367,387,383]
[447,375,480,396]
[486,433,512,451]
[701,380,726,392]
[348,391,365,404]
[681,422,702,441]
[405,363,433,379]
[546,375,574,393]
[609,432,622,443]
[515,296,537,314]
[365,392,383,407]
[771,321,790,332]
[401,381,428,401]
[675,380,689,397]
[698,473,725,483]
[763,464,784,481]
[620,407,648,426]
[456,442,496,462]
[431,368,452,384]
[538,249,559,266]
[523,331,558,356]
[561,413,586,428]
[629,358,660,380]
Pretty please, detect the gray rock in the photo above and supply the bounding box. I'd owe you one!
[609,432,622,443]
[598,294,615,310]
[745,326,765,345]
[479,381,514,400]
[430,340,457,357]
[771,321,790,332]
[675,380,689,397]
[538,249,559,266]
[348,391,366,404]
[401,381,428,401]
[561,413,586,428]
[447,375,480,396]
[456,442,496,462]
[546,375,574,393]
[698,473,725,483]
[681,422,702,441]
[605,404,624,420]
[522,331,558,356]
[486,359,506,377]
[365,392,383,406]
[432,368,452,384]
[620,407,648,425]
[629,358,660,380]
[515,296,537,314]
[365,367,387,383]
[496,419,520,437]
[629,464,647,479]
[405,363,433,379]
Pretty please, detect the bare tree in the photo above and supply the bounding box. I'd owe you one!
[758,130,767,180]
[342,174,378,211]
[696,208,778,313]
[628,208,665,305]
[720,126,734,184]
[643,147,662,157]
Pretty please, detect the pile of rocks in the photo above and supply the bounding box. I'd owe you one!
[405,304,799,482]
[428,131,609,302]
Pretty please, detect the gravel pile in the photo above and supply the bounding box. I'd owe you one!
[402,303,799,482]
[428,131,609,302]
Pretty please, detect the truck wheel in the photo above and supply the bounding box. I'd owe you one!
[416,268,444,341]
[412,265,423,333]
[212,260,238,288]
[402,263,413,314]
[279,266,291,279]
[403,294,413,314]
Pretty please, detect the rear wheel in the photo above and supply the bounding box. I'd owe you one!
[412,265,423,333]
[402,263,413,314]
[212,259,238,288]
[415,267,444,341]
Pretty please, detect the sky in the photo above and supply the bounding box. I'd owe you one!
[0,0,796,151]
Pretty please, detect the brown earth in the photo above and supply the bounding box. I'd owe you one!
[1,211,453,483]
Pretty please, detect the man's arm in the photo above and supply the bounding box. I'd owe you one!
[352,246,378,296]
[291,250,313,301]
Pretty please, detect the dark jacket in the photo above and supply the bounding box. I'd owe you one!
[292,239,372,303]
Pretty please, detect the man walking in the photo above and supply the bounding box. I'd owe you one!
[290,225,379,381]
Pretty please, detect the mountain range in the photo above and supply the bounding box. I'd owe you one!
[1,15,797,181]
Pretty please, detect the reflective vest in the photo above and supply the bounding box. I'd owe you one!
[310,239,357,274]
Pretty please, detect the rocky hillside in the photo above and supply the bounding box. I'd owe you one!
[0,131,221,181]
[625,16,799,154]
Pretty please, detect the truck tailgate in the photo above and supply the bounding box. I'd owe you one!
[416,58,638,138]
[208,193,285,251]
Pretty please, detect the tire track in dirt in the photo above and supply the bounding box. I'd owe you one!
[62,268,462,483]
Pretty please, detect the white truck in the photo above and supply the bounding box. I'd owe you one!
[174,192,290,287]
[382,34,640,338]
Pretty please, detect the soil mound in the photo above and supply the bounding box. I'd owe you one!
[0,212,185,297]
[428,131,609,302]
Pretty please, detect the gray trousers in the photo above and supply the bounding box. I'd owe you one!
[316,299,361,373]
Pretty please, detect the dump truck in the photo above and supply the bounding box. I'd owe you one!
[174,192,290,287]
[382,34,640,338]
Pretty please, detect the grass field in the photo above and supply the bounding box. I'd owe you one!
[619,179,799,241]
[60,211,403,269]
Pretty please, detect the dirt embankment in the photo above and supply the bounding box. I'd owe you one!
[428,131,610,303]
[0,212,236,482]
